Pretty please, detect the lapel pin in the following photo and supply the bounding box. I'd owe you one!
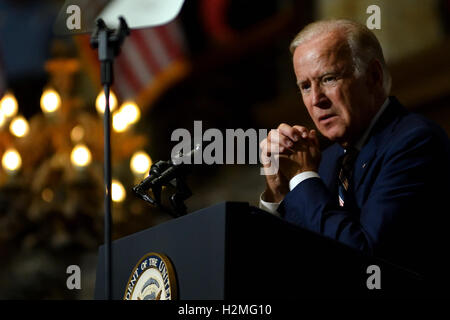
[362,163,367,168]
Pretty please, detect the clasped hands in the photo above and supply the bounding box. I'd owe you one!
[260,124,321,203]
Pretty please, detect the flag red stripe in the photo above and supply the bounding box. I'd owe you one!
[115,55,141,97]
[155,24,182,62]
[122,39,153,87]
[131,30,162,75]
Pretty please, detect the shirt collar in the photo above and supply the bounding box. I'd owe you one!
[353,97,390,151]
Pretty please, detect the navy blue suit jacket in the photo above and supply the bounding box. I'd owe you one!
[279,97,450,280]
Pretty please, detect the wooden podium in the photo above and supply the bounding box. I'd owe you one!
[94,202,428,299]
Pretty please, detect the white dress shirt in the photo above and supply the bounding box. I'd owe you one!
[259,98,390,215]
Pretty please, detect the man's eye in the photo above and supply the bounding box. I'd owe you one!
[300,84,310,92]
[322,76,337,84]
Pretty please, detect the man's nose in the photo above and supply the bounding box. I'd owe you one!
[311,83,328,108]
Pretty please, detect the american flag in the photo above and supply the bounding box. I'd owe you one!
[76,19,189,110]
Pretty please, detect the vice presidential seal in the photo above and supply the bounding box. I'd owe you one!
[124,252,177,300]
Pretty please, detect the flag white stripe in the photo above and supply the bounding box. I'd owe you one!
[165,21,186,54]
[143,28,171,69]
[121,38,154,88]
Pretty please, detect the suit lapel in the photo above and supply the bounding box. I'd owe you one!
[353,138,377,190]
[353,97,405,190]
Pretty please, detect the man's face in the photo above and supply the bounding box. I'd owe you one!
[293,32,375,145]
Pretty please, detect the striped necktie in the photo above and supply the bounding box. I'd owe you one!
[338,147,359,207]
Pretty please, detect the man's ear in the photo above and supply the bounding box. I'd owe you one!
[366,59,384,91]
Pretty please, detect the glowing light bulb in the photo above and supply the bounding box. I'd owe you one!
[9,116,29,138]
[120,102,141,126]
[70,144,92,168]
[0,92,18,118]
[0,110,6,128]
[112,110,129,132]
[130,151,152,175]
[95,90,117,114]
[40,88,61,113]
[112,101,141,133]
[70,125,85,142]
[112,179,126,202]
[2,148,22,173]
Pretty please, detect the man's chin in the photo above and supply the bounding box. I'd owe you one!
[321,128,345,143]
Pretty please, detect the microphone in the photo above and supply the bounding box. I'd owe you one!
[132,160,173,194]
[132,142,201,206]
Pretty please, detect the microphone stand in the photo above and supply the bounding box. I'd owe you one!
[90,17,130,300]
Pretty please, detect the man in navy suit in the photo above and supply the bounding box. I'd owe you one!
[259,19,450,286]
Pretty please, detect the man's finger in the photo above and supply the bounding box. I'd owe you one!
[269,128,295,149]
[292,125,310,139]
[309,129,320,148]
[277,123,300,142]
[261,139,289,160]
[260,143,270,165]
